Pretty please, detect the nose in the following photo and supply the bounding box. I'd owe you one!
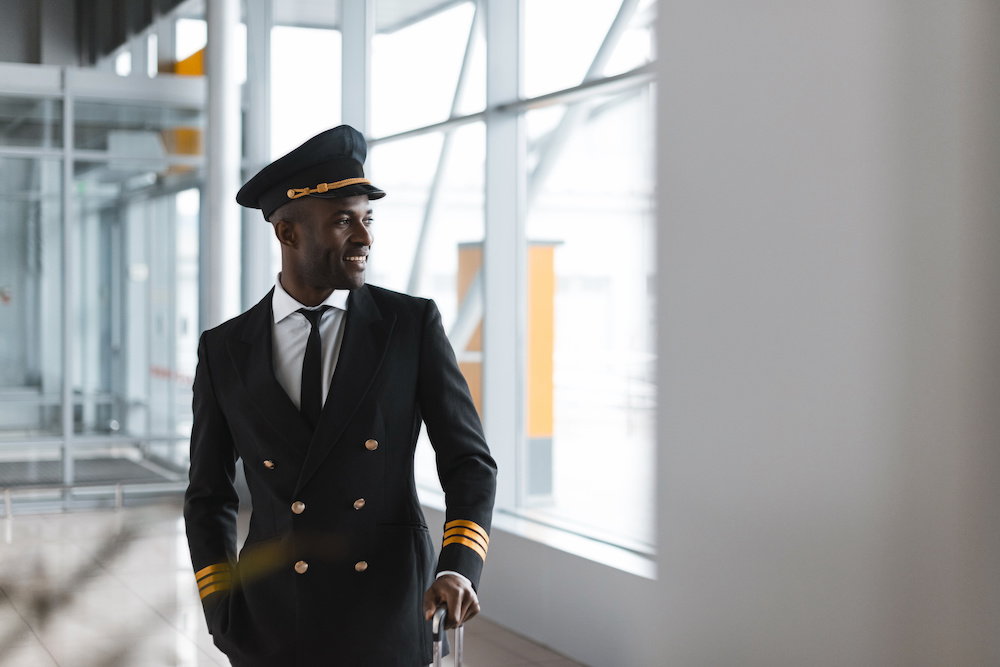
[350,219,373,246]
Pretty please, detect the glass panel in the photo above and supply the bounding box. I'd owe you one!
[0,96,63,148]
[0,157,63,439]
[73,100,204,159]
[270,26,342,158]
[367,123,486,488]
[71,160,198,475]
[524,0,656,99]
[523,85,656,548]
[372,1,481,137]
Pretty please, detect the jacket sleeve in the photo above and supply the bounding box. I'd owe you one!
[417,299,498,590]
[183,332,240,630]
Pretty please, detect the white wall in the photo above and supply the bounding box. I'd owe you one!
[465,2,1000,666]
[655,1,1000,665]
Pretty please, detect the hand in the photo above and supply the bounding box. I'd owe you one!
[423,574,480,629]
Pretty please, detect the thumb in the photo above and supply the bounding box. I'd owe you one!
[423,591,438,620]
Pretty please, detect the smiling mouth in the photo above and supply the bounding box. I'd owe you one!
[345,255,367,263]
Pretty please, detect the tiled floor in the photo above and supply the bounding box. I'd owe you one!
[0,502,584,667]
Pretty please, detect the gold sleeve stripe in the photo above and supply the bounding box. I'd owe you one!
[195,563,229,581]
[444,527,488,550]
[442,535,487,562]
[199,582,230,600]
[198,573,231,590]
[444,520,489,545]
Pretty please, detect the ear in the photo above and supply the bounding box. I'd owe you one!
[273,219,297,248]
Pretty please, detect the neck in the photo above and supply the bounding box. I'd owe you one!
[278,273,334,307]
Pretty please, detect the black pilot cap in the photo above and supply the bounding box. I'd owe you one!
[236,125,386,221]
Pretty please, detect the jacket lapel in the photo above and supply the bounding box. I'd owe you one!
[295,285,395,493]
[227,290,314,450]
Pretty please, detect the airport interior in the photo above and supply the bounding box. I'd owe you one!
[1,1,999,665]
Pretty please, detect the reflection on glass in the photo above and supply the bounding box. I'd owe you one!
[74,100,204,158]
[524,87,656,548]
[0,97,63,148]
[0,157,63,438]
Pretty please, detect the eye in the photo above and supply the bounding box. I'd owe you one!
[363,217,374,226]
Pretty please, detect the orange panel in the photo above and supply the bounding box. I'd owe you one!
[527,245,555,437]
[458,361,483,419]
[457,244,484,417]
[174,49,205,76]
[457,244,483,352]
[455,241,556,433]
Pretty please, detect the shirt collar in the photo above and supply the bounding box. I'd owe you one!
[272,273,350,324]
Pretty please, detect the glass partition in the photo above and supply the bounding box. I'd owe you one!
[0,69,204,511]
[74,100,203,158]
[0,96,63,148]
[0,156,63,439]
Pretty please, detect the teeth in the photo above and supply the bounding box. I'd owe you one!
[346,256,366,262]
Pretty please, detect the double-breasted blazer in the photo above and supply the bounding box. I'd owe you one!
[183,284,497,666]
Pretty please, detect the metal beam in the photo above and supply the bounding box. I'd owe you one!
[367,63,652,147]
[61,71,75,489]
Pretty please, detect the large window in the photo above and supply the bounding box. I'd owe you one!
[368,0,658,555]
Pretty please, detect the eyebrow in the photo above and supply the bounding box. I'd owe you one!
[335,208,374,215]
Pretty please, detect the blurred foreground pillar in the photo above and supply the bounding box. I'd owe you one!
[656,1,1000,664]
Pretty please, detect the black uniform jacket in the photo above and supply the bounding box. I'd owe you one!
[183,284,497,667]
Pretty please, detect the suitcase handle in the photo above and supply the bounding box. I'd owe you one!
[432,605,464,667]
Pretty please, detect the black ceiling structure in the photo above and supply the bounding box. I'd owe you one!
[77,0,188,65]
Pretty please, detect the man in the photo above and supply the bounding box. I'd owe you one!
[183,125,497,666]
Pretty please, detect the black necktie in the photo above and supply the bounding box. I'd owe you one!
[298,306,331,429]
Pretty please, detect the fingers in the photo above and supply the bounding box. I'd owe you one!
[422,575,480,629]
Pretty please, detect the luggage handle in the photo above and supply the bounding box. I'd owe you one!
[432,605,464,667]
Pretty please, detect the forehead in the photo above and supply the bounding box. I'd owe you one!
[303,194,372,216]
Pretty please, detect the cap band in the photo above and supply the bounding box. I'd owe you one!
[287,177,373,200]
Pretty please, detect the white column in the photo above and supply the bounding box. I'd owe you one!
[483,0,524,509]
[205,0,242,328]
[242,0,274,308]
[341,0,373,135]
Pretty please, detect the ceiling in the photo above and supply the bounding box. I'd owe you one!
[176,0,466,33]
[81,0,469,64]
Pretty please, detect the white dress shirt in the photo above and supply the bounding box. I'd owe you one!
[270,274,349,410]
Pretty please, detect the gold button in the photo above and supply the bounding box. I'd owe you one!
[355,561,368,573]
[263,460,275,470]
[353,498,366,510]
[291,501,305,515]
[294,560,308,574]
[365,439,378,451]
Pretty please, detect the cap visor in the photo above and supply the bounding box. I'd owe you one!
[308,183,385,200]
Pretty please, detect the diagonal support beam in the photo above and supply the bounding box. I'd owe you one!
[406,0,483,296]
[526,0,642,208]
